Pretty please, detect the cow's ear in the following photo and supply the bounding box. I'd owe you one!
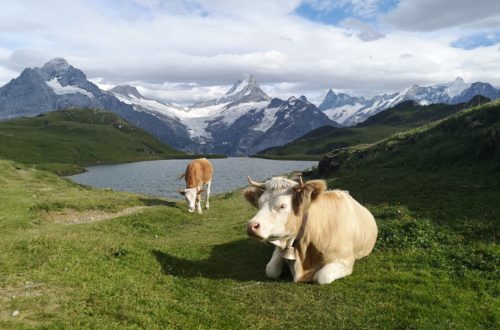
[302,180,327,201]
[293,180,326,214]
[197,189,206,195]
[243,187,263,208]
[178,189,186,196]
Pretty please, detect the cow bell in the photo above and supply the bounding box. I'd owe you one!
[280,247,296,260]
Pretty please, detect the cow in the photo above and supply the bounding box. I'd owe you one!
[244,175,377,285]
[178,158,213,214]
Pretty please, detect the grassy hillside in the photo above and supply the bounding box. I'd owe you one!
[1,95,499,330]
[257,97,486,159]
[0,108,187,174]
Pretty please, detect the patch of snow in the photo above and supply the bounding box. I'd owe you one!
[46,78,94,98]
[113,94,185,118]
[227,74,251,96]
[253,104,282,132]
[442,78,470,98]
[323,103,365,124]
[219,101,269,126]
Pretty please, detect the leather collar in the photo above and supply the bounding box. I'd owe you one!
[292,211,308,248]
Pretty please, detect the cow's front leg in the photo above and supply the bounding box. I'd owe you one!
[313,260,353,285]
[266,247,284,279]
[289,257,307,282]
[196,199,202,214]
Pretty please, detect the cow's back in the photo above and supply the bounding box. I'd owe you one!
[304,190,377,263]
[185,158,213,188]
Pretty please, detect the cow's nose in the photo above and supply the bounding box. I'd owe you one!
[246,221,260,236]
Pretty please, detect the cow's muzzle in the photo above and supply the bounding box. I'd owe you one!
[246,221,261,239]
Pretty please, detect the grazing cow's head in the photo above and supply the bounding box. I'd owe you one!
[244,176,326,242]
[178,187,204,213]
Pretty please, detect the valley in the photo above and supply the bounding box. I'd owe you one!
[0,100,498,328]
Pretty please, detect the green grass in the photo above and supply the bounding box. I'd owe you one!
[0,156,498,328]
[0,101,498,328]
[0,108,187,175]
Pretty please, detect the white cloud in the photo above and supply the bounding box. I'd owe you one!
[0,0,499,105]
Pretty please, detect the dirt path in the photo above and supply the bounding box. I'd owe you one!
[51,206,151,224]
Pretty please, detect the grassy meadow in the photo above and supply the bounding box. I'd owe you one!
[0,101,499,329]
[0,109,188,175]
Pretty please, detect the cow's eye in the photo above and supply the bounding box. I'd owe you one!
[279,204,287,209]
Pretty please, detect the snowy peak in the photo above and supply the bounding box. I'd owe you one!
[109,85,144,99]
[42,57,70,74]
[319,89,366,110]
[192,74,270,108]
[320,77,500,126]
[226,74,257,95]
[441,77,470,98]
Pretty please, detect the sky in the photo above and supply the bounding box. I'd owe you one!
[0,0,500,106]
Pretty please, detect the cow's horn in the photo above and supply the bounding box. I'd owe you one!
[247,176,265,189]
[298,175,304,188]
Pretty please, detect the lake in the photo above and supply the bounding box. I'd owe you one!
[67,157,318,199]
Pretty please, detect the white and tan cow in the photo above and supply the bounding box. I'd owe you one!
[244,176,377,285]
[178,158,213,214]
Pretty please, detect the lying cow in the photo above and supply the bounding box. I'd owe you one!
[178,158,213,213]
[244,176,377,285]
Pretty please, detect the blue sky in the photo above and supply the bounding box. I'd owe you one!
[295,0,399,26]
[0,0,499,105]
[452,32,500,50]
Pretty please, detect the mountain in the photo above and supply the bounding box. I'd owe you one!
[0,58,127,119]
[320,77,500,126]
[203,95,338,155]
[0,58,338,155]
[258,96,488,158]
[108,85,196,151]
[192,74,271,108]
[0,58,195,152]
[110,75,338,155]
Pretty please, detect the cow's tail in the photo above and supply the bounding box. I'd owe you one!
[177,173,186,180]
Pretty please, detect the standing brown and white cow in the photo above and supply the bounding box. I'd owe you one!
[244,176,377,285]
[178,158,213,214]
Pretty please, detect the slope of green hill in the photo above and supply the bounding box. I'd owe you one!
[0,108,187,174]
[318,100,500,231]
[257,96,489,159]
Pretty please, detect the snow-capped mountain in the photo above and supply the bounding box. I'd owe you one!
[192,74,271,108]
[0,58,196,151]
[111,76,337,155]
[0,57,338,155]
[320,78,500,126]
